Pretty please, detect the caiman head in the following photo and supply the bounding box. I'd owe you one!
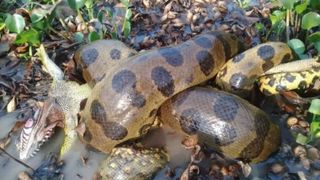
[17,98,64,160]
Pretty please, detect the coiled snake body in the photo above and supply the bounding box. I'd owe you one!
[77,31,291,163]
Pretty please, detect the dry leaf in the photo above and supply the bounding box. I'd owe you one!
[7,96,16,112]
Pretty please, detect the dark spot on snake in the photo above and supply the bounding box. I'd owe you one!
[298,80,308,89]
[229,73,248,90]
[239,113,270,160]
[201,123,237,146]
[149,109,158,117]
[173,90,192,106]
[218,66,228,78]
[79,98,88,111]
[212,33,232,59]
[139,123,153,135]
[196,50,214,76]
[101,121,128,140]
[312,76,319,84]
[112,70,136,93]
[232,53,245,63]
[159,48,183,67]
[90,100,107,123]
[262,89,273,96]
[276,84,287,92]
[299,72,306,78]
[257,45,275,61]
[212,94,239,122]
[83,127,92,142]
[128,52,136,57]
[179,108,201,134]
[267,77,276,87]
[314,66,320,72]
[307,70,314,74]
[284,73,296,82]
[95,73,106,83]
[110,48,121,60]
[81,48,99,67]
[262,61,274,71]
[281,53,292,63]
[129,91,146,108]
[151,66,175,97]
[194,36,212,49]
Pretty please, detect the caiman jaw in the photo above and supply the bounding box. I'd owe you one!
[17,99,64,160]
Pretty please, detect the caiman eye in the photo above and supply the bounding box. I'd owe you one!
[24,118,35,128]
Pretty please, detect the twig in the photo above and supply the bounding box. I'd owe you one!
[0,147,35,172]
[286,9,290,42]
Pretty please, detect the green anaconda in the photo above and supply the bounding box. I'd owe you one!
[19,31,320,179]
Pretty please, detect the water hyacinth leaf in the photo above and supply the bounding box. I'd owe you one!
[123,20,131,38]
[311,121,320,138]
[0,22,5,31]
[310,0,320,10]
[88,31,100,42]
[309,99,320,115]
[125,9,132,20]
[120,0,129,7]
[73,32,84,43]
[67,0,85,10]
[295,1,308,14]
[296,133,308,145]
[15,29,40,45]
[288,39,305,55]
[308,32,320,53]
[281,0,295,10]
[301,12,320,30]
[31,13,46,30]
[307,32,320,43]
[270,10,285,25]
[5,14,25,33]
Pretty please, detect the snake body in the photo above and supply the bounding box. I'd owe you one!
[258,58,320,95]
[79,31,244,153]
[159,87,280,162]
[216,42,292,96]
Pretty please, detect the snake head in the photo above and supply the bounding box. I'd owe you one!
[17,99,64,160]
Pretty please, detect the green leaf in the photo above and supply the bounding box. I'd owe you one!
[125,9,132,20]
[88,31,100,42]
[73,32,84,43]
[255,23,265,32]
[15,29,40,45]
[281,0,295,10]
[295,1,308,14]
[288,39,305,55]
[120,0,129,7]
[31,13,46,31]
[302,12,320,30]
[310,0,320,10]
[309,99,320,115]
[123,20,131,38]
[5,14,25,33]
[270,10,285,25]
[67,0,85,10]
[296,133,308,145]
[0,22,5,31]
[311,121,320,137]
[307,32,320,43]
[314,41,320,54]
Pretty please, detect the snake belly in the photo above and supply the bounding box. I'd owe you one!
[159,87,280,163]
[80,31,242,153]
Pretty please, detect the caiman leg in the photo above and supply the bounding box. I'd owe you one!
[37,45,91,156]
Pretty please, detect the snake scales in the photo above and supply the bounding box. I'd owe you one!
[75,31,293,163]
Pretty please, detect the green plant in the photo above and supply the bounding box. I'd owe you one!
[268,0,320,57]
